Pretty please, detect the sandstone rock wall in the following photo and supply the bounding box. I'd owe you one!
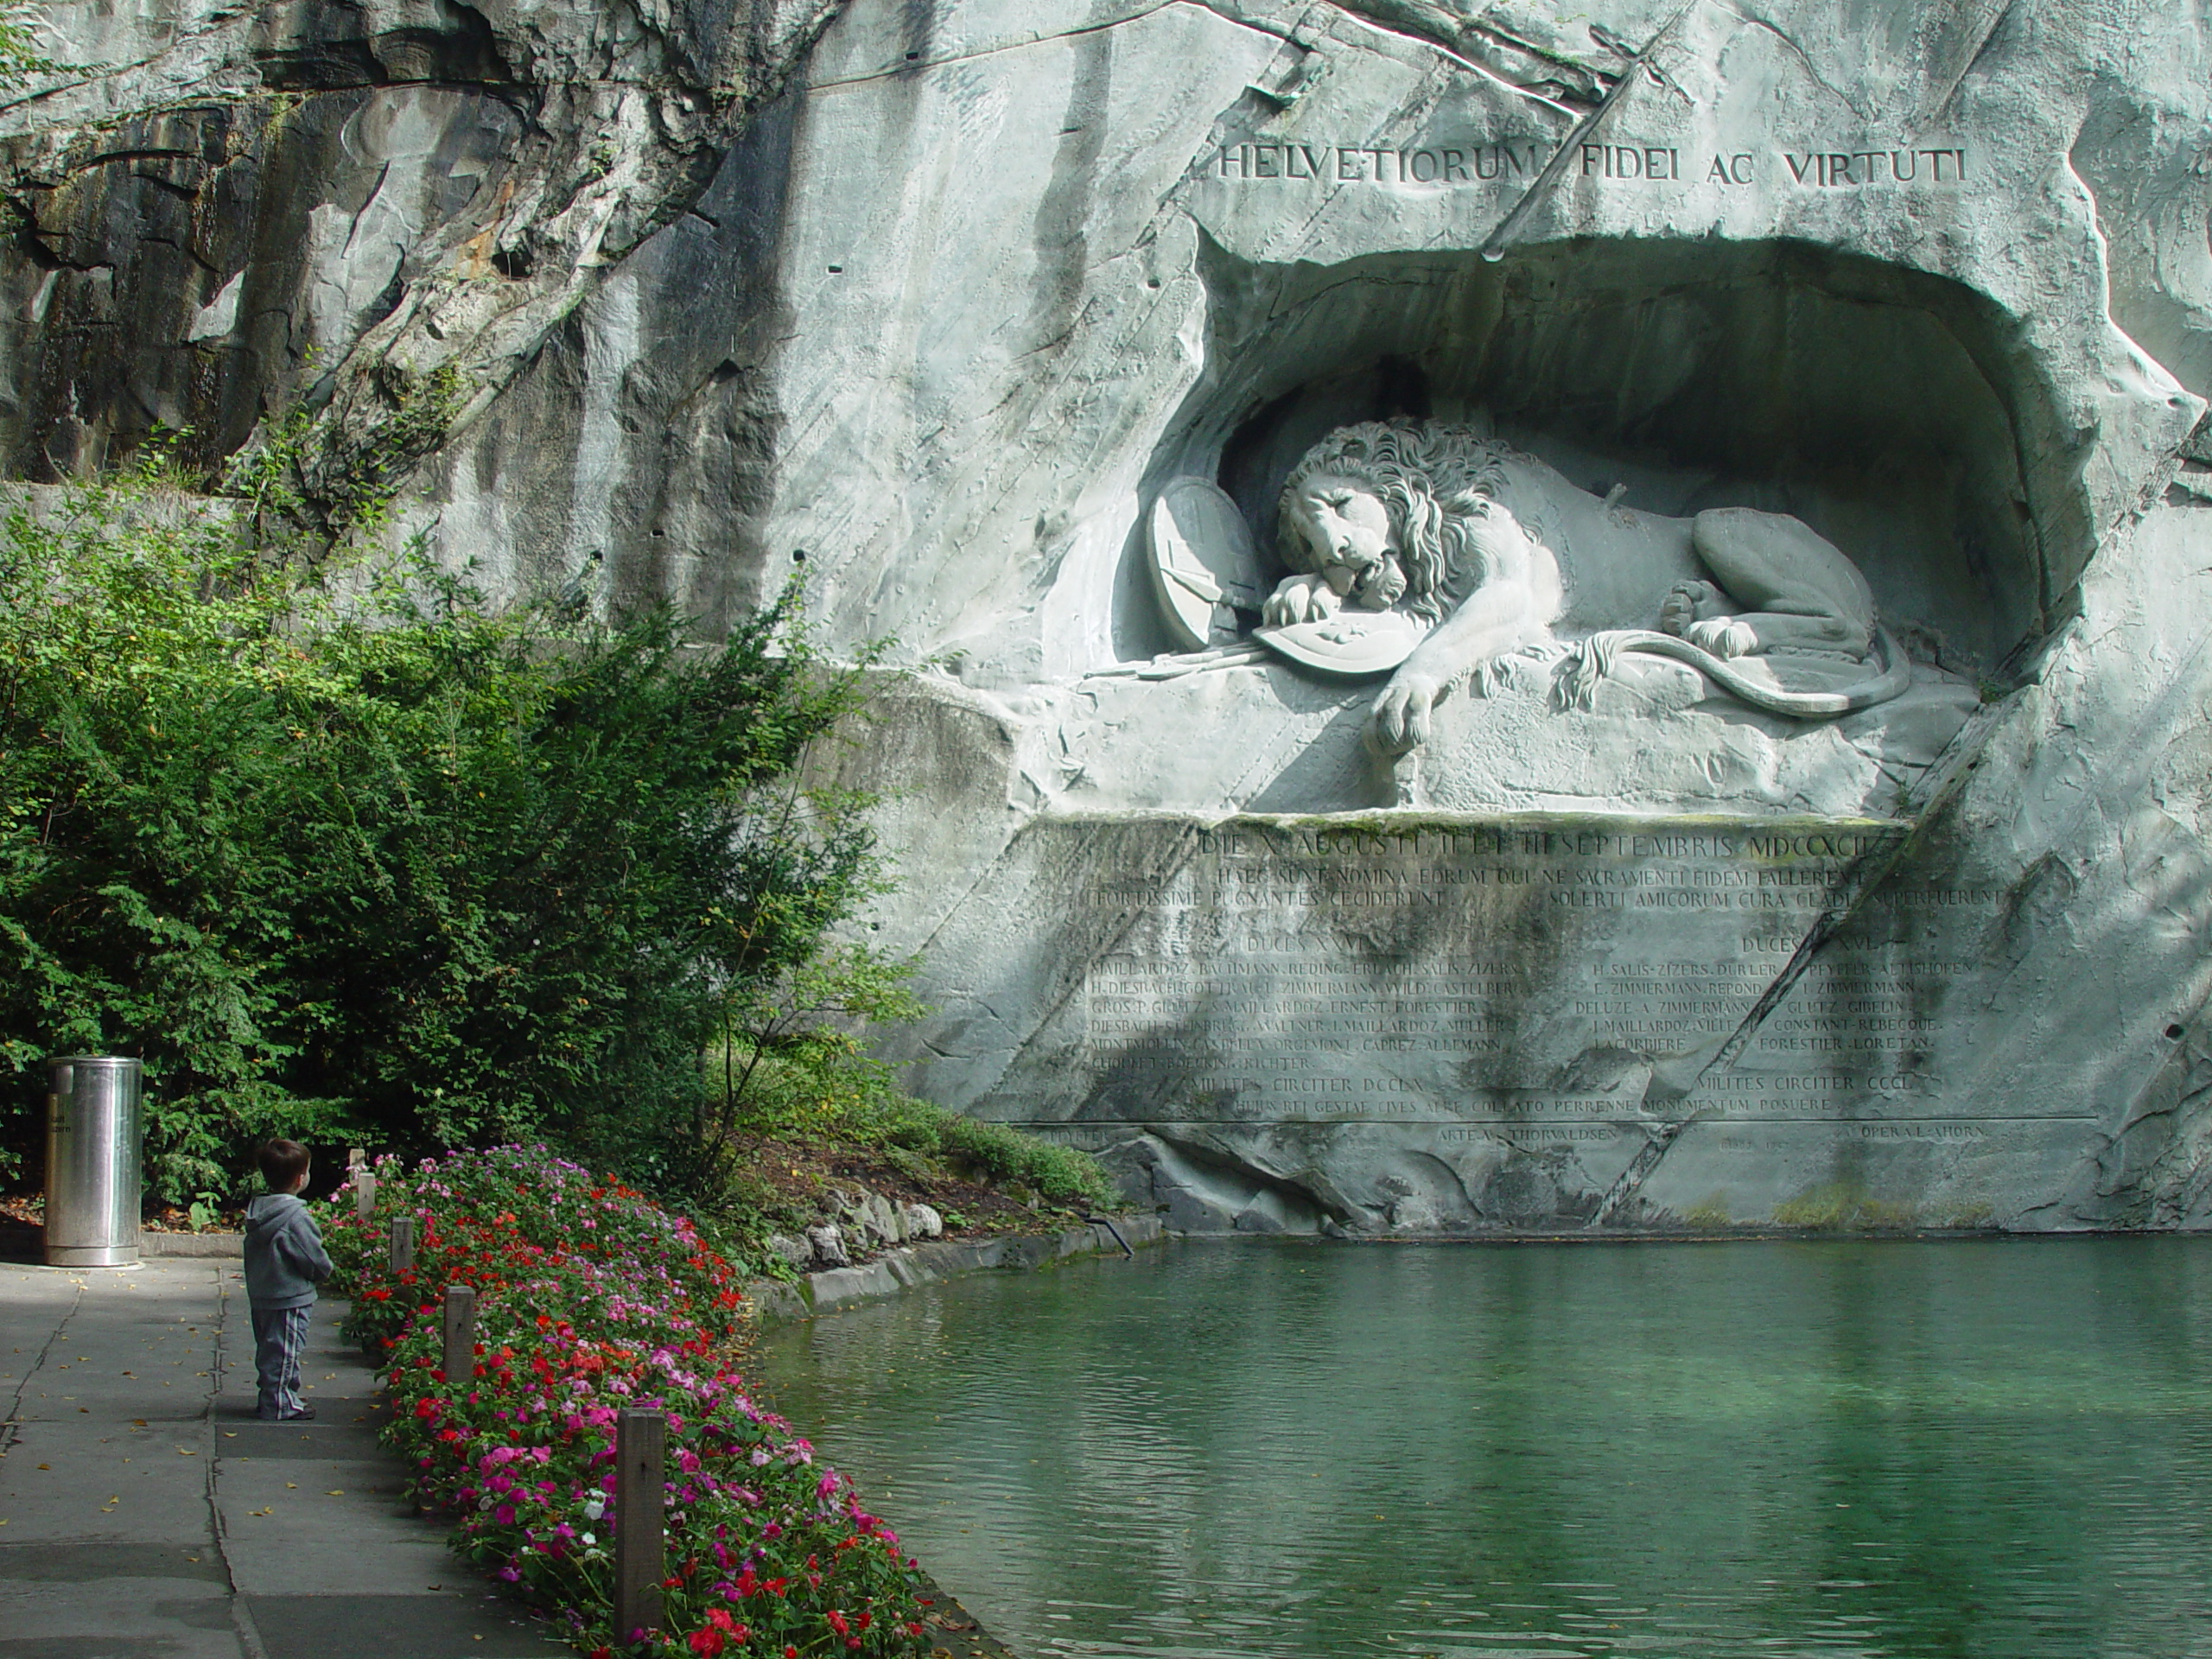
[14,0,2212,1232]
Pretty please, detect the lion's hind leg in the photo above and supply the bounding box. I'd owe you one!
[1709,607,1870,657]
[1681,614,1760,658]
[1688,507,1877,659]
[1662,579,1762,660]
[1658,579,1728,638]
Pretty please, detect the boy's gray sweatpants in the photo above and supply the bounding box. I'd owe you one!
[251,1304,312,1419]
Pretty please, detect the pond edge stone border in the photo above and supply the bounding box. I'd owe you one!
[745,1215,1168,1325]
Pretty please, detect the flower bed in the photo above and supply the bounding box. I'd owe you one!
[324,1146,931,1657]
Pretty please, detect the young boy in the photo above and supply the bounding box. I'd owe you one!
[242,1139,334,1421]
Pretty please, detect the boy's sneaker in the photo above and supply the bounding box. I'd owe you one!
[279,1406,316,1421]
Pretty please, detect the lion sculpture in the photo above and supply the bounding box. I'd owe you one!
[1256,419,1911,752]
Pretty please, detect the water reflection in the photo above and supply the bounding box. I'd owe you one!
[756,1237,2212,1657]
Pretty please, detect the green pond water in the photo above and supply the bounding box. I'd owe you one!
[755,1237,2212,1658]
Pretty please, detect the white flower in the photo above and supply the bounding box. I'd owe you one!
[580,1532,595,1547]
[478,1496,494,1511]
[582,1497,605,1521]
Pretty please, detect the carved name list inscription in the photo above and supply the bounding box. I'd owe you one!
[1031,822,2013,1133]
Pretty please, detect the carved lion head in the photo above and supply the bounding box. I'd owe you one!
[1278,419,1536,623]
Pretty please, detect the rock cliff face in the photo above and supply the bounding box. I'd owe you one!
[16,0,2212,1233]
[0,0,842,508]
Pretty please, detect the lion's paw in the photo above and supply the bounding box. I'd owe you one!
[1659,580,1726,636]
[1685,616,1759,658]
[1263,574,1338,626]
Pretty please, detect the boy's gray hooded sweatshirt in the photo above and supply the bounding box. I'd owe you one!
[243,1194,334,1310]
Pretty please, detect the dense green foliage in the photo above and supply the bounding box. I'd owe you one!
[698,942,1117,1224]
[921,1107,1117,1209]
[0,463,887,1206]
[715,1031,1116,1218]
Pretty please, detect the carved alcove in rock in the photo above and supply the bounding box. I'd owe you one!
[1072,235,2056,818]
[1174,236,2058,681]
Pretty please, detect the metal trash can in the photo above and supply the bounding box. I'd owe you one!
[45,1057,143,1268]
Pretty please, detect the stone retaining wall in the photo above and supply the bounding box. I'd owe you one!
[745,1215,1168,1325]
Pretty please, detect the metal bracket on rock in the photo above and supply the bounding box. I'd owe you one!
[1478,1,1699,264]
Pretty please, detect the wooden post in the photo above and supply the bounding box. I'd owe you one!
[389,1213,414,1273]
[441,1285,476,1386]
[354,1167,378,1219]
[613,1408,666,1643]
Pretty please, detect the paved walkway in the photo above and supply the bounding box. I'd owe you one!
[0,1257,569,1658]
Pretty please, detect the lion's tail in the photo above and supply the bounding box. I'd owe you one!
[1553,625,1914,716]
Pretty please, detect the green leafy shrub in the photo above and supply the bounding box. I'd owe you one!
[901,1110,1113,1210]
[703,1026,1116,1220]
[0,461,888,1201]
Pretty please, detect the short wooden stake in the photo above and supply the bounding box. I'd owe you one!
[613,1408,667,1643]
[354,1167,378,1219]
[441,1284,476,1386]
[389,1213,415,1273]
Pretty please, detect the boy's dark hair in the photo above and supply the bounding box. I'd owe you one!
[257,1139,312,1192]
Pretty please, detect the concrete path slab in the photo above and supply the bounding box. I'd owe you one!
[0,1262,569,1658]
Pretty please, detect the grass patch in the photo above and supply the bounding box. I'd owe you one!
[695,1035,1116,1271]
[1770,1182,1917,1231]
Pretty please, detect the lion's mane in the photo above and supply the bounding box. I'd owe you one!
[1277,419,1530,624]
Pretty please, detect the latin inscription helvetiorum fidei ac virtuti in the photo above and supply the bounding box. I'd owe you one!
[1204,137,1970,188]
